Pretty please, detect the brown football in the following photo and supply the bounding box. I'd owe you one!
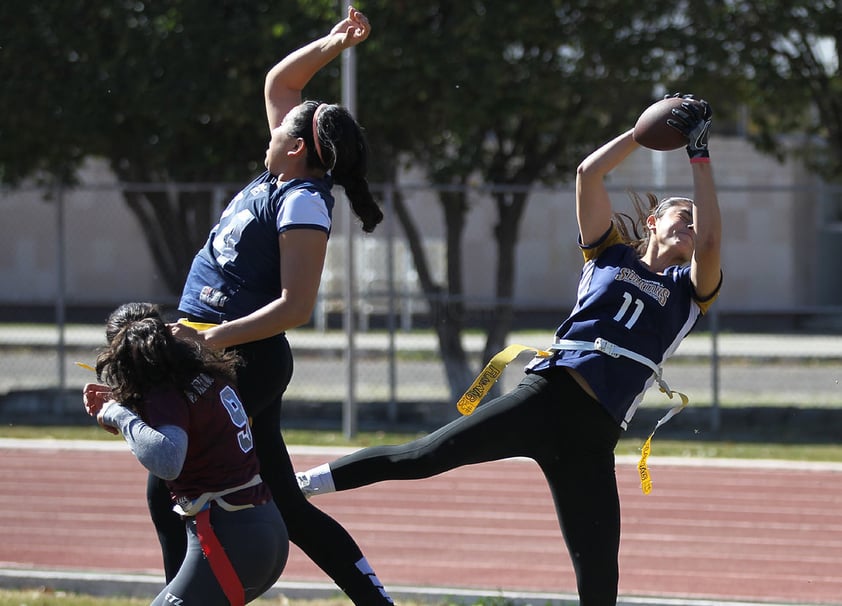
[632,97,691,151]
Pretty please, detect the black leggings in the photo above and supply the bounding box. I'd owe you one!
[328,368,623,606]
[147,332,392,605]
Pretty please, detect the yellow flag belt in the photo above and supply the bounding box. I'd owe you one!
[455,341,688,495]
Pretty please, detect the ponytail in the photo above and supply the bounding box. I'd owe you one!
[304,101,383,233]
[340,174,383,233]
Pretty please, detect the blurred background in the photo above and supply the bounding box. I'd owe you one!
[1,0,840,438]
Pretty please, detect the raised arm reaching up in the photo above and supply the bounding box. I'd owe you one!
[265,6,370,130]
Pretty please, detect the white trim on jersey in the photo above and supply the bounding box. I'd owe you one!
[276,189,331,232]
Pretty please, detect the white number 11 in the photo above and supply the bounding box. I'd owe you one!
[614,291,644,329]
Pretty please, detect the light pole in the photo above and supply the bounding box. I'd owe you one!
[341,0,358,439]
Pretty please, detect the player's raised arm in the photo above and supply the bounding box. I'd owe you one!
[576,129,639,246]
[264,6,371,130]
[667,97,721,298]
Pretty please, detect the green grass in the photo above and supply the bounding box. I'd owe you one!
[0,424,428,448]
[0,588,524,606]
[0,589,398,606]
[615,438,842,461]
[0,590,145,606]
[0,590,381,605]
[2,424,842,462]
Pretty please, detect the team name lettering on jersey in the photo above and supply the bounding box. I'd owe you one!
[185,373,214,403]
[250,182,270,197]
[614,268,670,306]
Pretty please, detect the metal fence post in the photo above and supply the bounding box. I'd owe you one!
[710,305,721,433]
[55,183,67,416]
[384,184,398,422]
[342,0,358,438]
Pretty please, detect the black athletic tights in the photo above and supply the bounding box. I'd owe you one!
[327,367,623,606]
[147,332,392,605]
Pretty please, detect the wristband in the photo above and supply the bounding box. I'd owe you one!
[690,157,711,164]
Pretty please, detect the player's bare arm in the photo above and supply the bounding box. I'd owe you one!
[576,129,639,245]
[264,6,371,130]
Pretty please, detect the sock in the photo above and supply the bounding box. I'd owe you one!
[297,463,336,496]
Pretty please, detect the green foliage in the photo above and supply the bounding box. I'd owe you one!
[356,0,685,185]
[1,2,345,291]
[1,2,345,185]
[4,1,838,187]
[2,0,839,298]
[705,1,842,180]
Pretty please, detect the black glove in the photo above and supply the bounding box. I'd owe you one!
[665,93,713,161]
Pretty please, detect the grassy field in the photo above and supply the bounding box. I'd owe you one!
[0,589,450,606]
[3,423,842,462]
[0,588,532,606]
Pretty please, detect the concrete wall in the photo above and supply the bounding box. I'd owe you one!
[393,135,827,313]
[0,135,833,316]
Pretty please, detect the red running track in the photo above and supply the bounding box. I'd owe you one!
[1,439,841,605]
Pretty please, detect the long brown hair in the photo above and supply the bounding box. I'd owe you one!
[95,302,240,409]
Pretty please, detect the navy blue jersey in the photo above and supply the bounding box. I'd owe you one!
[178,171,335,322]
[528,224,719,428]
[141,375,269,508]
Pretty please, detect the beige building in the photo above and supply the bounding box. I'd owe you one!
[1,136,838,325]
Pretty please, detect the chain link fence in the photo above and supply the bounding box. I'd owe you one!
[2,165,842,436]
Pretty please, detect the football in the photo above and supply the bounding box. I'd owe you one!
[632,97,692,151]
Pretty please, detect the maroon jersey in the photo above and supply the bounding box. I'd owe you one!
[141,374,269,508]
